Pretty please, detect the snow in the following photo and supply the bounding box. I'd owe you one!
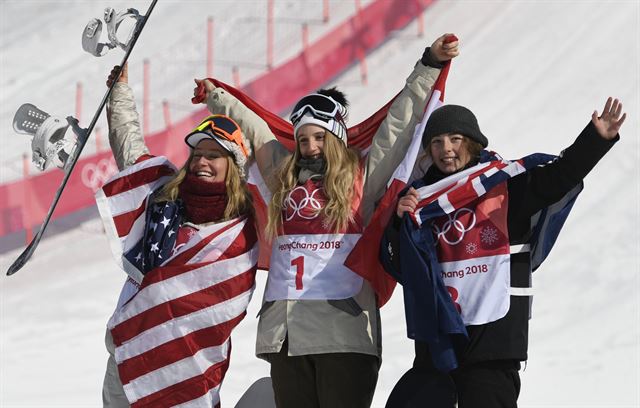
[1,0,639,407]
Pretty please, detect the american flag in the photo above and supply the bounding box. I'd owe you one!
[96,156,258,408]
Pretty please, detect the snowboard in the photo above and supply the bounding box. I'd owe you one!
[6,0,158,276]
[234,377,276,408]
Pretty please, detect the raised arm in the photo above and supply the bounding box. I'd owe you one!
[194,79,289,188]
[361,34,460,222]
[105,63,150,170]
[508,97,625,238]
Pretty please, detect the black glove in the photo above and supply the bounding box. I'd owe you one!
[421,46,446,69]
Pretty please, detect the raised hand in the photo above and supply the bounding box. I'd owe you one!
[431,33,460,62]
[397,187,420,218]
[106,63,128,87]
[193,78,215,104]
[591,97,626,140]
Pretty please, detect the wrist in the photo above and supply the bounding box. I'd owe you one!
[421,47,446,68]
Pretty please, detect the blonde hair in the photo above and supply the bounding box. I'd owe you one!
[266,131,360,237]
[155,153,253,221]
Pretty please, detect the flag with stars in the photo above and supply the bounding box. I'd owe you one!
[380,150,583,372]
[124,196,185,275]
[96,155,177,283]
[96,155,259,408]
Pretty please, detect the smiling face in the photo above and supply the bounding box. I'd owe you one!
[429,133,472,174]
[188,138,229,183]
[296,124,326,159]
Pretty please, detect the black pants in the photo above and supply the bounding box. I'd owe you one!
[386,342,521,408]
[385,366,456,408]
[267,339,379,408]
[451,361,521,408]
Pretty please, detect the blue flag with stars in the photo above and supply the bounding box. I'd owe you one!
[124,199,184,274]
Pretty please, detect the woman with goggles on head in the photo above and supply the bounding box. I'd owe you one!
[197,33,460,408]
[100,63,257,408]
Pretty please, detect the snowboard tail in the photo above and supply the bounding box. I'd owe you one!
[234,377,276,408]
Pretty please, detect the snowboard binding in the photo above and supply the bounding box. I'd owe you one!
[13,103,88,171]
[82,7,143,57]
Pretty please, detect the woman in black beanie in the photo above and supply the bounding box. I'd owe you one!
[381,98,626,407]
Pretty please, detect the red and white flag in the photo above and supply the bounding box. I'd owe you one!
[345,61,451,306]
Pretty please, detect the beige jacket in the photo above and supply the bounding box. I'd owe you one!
[107,82,150,170]
[206,61,441,359]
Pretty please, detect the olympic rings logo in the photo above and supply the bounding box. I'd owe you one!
[432,208,476,246]
[284,186,323,221]
[81,158,118,192]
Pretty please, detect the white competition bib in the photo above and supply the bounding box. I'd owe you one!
[265,233,363,301]
[433,183,511,325]
[440,255,510,325]
[265,176,365,301]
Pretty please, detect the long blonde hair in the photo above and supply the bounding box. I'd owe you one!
[155,152,253,221]
[266,131,360,236]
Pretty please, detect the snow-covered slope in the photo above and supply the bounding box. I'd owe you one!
[1,1,639,407]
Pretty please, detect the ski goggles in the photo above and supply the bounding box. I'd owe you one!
[289,94,346,126]
[184,115,249,157]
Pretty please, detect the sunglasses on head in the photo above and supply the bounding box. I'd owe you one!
[186,115,249,157]
[290,94,344,125]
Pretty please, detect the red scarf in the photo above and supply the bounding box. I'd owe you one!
[178,174,227,224]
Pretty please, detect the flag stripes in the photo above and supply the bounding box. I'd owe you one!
[117,313,245,384]
[110,264,256,347]
[411,156,550,227]
[344,62,452,306]
[140,218,253,286]
[102,163,176,198]
[113,200,147,237]
[98,156,258,407]
[129,348,229,408]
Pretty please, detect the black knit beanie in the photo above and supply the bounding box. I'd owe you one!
[422,105,488,148]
